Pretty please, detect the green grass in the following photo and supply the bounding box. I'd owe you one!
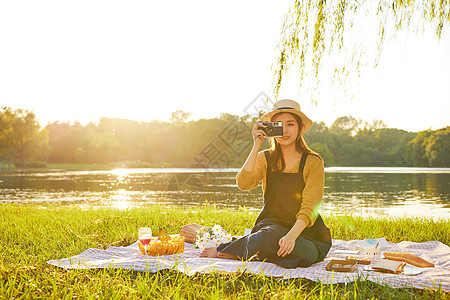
[1,204,449,299]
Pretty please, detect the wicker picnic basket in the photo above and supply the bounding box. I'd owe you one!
[138,228,185,256]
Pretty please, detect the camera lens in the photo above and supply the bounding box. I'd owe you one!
[266,126,275,136]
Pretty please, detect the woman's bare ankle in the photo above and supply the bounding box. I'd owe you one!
[199,247,218,258]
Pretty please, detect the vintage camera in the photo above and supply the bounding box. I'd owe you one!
[258,121,283,137]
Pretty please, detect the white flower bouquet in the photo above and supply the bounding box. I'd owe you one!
[194,224,232,250]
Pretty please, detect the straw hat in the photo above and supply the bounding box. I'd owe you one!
[260,99,313,134]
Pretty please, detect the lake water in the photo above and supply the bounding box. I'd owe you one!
[0,167,449,219]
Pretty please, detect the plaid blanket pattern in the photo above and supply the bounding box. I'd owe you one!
[47,239,450,292]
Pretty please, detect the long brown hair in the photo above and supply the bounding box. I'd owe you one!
[268,112,323,172]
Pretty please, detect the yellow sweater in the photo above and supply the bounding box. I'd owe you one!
[236,150,324,227]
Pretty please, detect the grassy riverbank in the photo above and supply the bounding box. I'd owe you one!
[1,205,449,299]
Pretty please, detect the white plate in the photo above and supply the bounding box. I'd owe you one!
[364,264,422,275]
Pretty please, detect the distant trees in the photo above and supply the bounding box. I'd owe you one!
[0,108,49,168]
[329,116,362,136]
[46,122,87,163]
[1,109,448,168]
[46,117,243,167]
[171,110,191,123]
[405,127,450,167]
[304,117,416,166]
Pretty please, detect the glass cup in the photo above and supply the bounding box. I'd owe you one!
[363,246,381,261]
[138,227,153,256]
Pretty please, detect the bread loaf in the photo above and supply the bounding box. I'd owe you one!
[180,223,205,243]
[384,252,434,268]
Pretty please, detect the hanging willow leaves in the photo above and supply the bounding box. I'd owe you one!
[272,0,450,102]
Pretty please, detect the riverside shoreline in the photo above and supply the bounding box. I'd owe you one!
[1,204,449,299]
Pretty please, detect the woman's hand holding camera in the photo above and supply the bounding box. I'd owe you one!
[252,120,266,149]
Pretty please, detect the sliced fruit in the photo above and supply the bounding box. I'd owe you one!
[158,228,171,241]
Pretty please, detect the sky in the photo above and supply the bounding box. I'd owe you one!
[1,1,449,132]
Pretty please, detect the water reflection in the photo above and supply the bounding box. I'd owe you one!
[0,168,449,219]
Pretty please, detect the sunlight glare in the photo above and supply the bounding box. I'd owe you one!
[110,190,133,210]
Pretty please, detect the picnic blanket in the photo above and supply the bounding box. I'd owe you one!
[48,238,450,292]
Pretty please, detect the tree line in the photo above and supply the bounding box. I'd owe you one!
[1,107,449,168]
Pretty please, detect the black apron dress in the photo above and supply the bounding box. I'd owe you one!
[216,150,332,268]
